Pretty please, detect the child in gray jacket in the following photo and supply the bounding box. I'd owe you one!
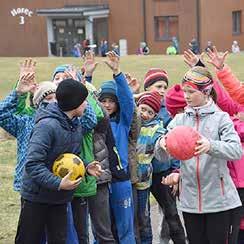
[156,66,243,244]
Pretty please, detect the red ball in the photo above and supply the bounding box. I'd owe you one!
[165,126,200,160]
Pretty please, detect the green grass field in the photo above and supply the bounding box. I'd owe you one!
[0,54,244,243]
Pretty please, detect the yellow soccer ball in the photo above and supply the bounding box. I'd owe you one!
[52,153,86,181]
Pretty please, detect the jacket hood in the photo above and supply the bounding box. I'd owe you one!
[35,102,77,130]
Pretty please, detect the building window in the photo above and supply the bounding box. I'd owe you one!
[232,11,242,35]
[155,16,179,41]
[53,20,66,27]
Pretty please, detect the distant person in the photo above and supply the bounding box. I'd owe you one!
[82,39,90,55]
[71,43,81,57]
[137,42,150,55]
[232,40,240,54]
[189,38,199,54]
[166,45,177,55]
[111,42,120,56]
[172,36,179,54]
[205,41,214,52]
[100,40,109,57]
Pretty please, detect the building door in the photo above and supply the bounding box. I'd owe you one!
[53,19,85,56]
[93,18,108,54]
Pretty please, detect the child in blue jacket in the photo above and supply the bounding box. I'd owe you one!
[98,51,136,244]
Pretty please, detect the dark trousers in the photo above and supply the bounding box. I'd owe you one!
[88,183,116,244]
[229,188,244,244]
[72,183,116,244]
[183,210,231,244]
[132,184,141,244]
[15,198,67,244]
[150,170,186,244]
[71,197,89,244]
[137,189,153,244]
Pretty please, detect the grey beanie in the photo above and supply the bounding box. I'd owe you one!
[33,81,57,108]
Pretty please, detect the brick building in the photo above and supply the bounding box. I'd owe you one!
[0,0,244,56]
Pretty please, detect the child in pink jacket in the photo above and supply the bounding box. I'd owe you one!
[217,65,244,105]
[214,80,244,243]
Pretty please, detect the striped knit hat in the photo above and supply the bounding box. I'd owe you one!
[144,68,168,90]
[182,66,213,94]
[138,91,162,113]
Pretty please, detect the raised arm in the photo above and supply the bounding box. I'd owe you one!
[205,46,244,105]
[213,79,244,116]
[82,50,98,82]
[216,65,244,105]
[78,102,97,134]
[0,70,36,136]
[104,51,134,126]
[0,90,19,137]
[16,58,37,115]
[184,47,244,115]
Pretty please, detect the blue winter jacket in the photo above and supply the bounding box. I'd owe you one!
[110,73,134,171]
[0,90,96,192]
[0,90,34,191]
[21,102,97,204]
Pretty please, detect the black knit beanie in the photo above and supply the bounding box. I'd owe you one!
[56,78,88,111]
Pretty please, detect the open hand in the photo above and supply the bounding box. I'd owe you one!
[17,58,37,94]
[87,161,104,177]
[59,171,82,190]
[125,73,141,93]
[16,73,36,94]
[64,65,78,80]
[184,49,204,68]
[19,58,36,80]
[103,51,120,75]
[134,91,149,101]
[206,46,228,70]
[82,50,99,77]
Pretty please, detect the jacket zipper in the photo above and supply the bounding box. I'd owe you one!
[220,177,225,196]
[195,112,202,212]
[179,178,182,197]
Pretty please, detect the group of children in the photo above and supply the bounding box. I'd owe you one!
[0,47,244,244]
